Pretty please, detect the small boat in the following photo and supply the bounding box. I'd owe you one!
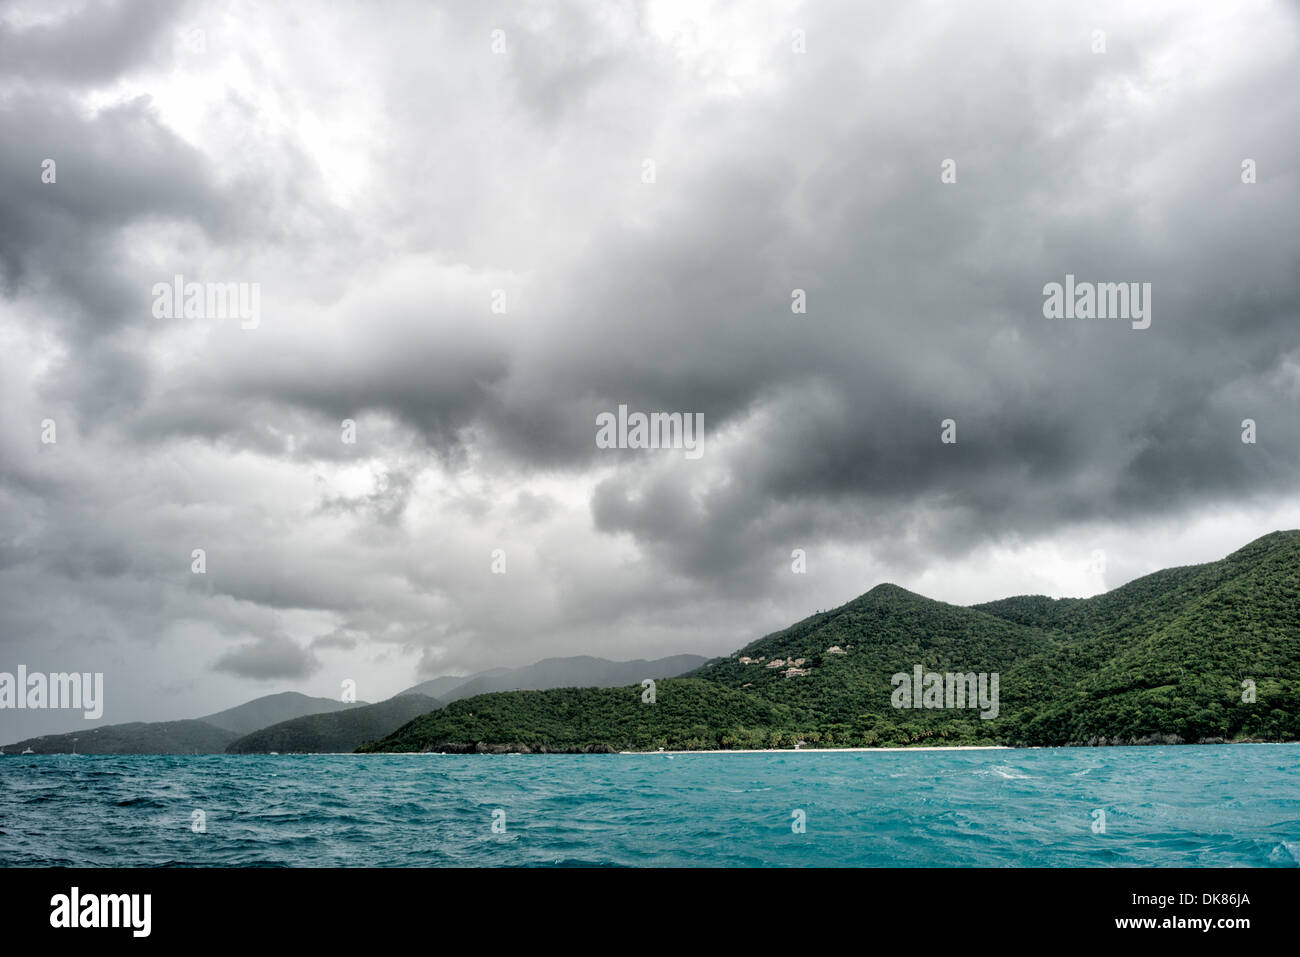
[21,747,34,754]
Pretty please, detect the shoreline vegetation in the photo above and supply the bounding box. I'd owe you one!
[359,532,1300,756]
[9,740,1296,757]
[353,737,1294,756]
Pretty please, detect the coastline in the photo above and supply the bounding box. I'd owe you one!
[616,745,1012,755]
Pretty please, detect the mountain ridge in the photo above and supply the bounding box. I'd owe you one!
[3,655,711,753]
[400,654,711,704]
[363,530,1300,752]
[225,694,442,754]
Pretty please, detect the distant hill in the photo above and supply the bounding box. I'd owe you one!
[0,660,711,755]
[362,531,1300,752]
[2,690,367,754]
[401,654,710,704]
[400,673,502,701]
[359,680,796,753]
[226,694,441,753]
[199,691,367,735]
[3,720,238,755]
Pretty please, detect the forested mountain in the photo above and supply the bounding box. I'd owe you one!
[362,531,1300,752]
[226,694,441,753]
[199,692,367,735]
[400,655,709,704]
[4,720,239,754]
[3,691,364,754]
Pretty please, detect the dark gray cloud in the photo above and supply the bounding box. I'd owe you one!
[213,634,320,680]
[0,0,188,85]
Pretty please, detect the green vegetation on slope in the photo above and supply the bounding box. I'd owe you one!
[199,692,367,735]
[990,531,1300,744]
[400,655,710,705]
[360,531,1300,753]
[358,679,800,752]
[225,694,442,753]
[4,720,238,754]
[688,583,1059,745]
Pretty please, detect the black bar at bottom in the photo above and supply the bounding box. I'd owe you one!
[0,866,1289,944]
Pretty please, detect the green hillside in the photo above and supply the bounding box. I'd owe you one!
[359,531,1300,752]
[990,531,1300,744]
[200,692,367,735]
[226,694,441,753]
[2,691,369,755]
[358,680,798,753]
[691,583,1059,745]
[4,720,238,754]
[402,654,710,705]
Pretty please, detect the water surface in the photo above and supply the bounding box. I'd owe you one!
[2,745,1297,867]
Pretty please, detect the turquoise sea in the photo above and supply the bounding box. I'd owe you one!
[2,745,1298,867]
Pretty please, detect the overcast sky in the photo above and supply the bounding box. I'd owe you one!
[2,0,1298,737]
